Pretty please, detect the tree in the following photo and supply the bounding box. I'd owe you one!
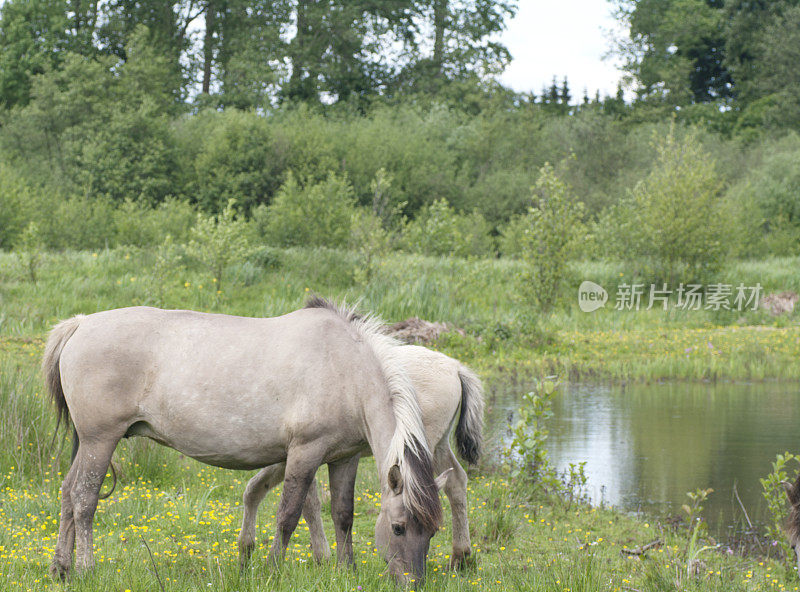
[723,0,800,105]
[97,0,199,103]
[215,0,292,109]
[392,0,517,94]
[0,0,70,108]
[610,0,732,105]
[1,27,184,199]
[727,4,800,132]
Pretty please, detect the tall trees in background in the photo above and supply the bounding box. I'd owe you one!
[0,0,517,109]
[610,0,732,104]
[610,0,800,126]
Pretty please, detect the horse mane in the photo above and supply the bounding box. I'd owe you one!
[789,504,800,544]
[304,296,442,531]
[786,474,800,544]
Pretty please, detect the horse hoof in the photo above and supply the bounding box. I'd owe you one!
[49,561,70,581]
[238,550,253,571]
[312,550,332,564]
[448,550,473,571]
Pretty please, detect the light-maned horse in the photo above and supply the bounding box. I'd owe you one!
[783,475,800,574]
[42,300,447,585]
[238,345,484,571]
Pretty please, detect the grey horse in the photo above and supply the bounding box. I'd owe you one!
[42,299,447,585]
[238,345,484,571]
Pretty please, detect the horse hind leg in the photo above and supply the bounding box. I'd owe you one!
[302,477,332,563]
[434,444,472,570]
[69,436,120,574]
[238,463,286,569]
[50,463,79,579]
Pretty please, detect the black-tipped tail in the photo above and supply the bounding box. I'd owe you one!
[455,366,484,465]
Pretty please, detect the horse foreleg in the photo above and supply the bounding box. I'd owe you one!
[328,455,359,566]
[239,463,285,569]
[435,444,472,570]
[69,438,119,574]
[266,447,323,567]
[302,478,332,563]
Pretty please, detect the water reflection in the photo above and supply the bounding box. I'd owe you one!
[486,379,800,531]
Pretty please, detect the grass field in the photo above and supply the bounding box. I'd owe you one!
[1,247,799,591]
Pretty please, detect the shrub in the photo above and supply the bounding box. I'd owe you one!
[146,235,184,308]
[76,104,181,205]
[189,110,287,213]
[760,452,800,560]
[15,221,44,283]
[598,126,726,282]
[43,195,118,250]
[516,163,585,311]
[504,377,561,492]
[349,208,391,284]
[0,164,35,249]
[186,199,252,292]
[401,198,494,258]
[113,198,196,247]
[259,172,357,248]
[725,134,800,257]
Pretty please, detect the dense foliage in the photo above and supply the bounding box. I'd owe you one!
[1,0,799,312]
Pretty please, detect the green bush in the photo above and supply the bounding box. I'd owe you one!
[113,198,196,247]
[76,103,180,205]
[14,221,43,282]
[596,126,726,282]
[258,172,358,248]
[42,194,118,250]
[186,199,252,292]
[725,134,800,257]
[188,110,288,213]
[401,198,494,258]
[349,208,391,284]
[517,164,585,311]
[0,164,34,248]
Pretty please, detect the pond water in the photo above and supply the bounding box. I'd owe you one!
[485,378,800,533]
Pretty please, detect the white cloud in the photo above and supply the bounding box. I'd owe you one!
[499,0,625,99]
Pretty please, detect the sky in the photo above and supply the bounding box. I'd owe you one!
[499,0,626,99]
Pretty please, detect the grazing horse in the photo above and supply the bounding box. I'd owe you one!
[42,300,446,585]
[238,345,484,572]
[784,475,800,574]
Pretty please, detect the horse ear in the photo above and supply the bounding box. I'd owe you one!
[388,464,403,495]
[784,480,800,505]
[435,468,453,491]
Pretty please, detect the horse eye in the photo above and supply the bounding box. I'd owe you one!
[392,524,405,536]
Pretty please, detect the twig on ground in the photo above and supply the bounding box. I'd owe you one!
[140,534,167,592]
[621,539,663,557]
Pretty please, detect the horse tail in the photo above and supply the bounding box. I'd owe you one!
[455,364,484,465]
[42,315,84,435]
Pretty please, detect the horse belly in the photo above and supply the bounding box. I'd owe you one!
[127,412,287,470]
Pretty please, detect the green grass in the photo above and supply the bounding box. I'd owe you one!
[0,247,799,382]
[1,247,800,590]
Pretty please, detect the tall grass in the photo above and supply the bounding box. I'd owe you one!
[1,247,798,382]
